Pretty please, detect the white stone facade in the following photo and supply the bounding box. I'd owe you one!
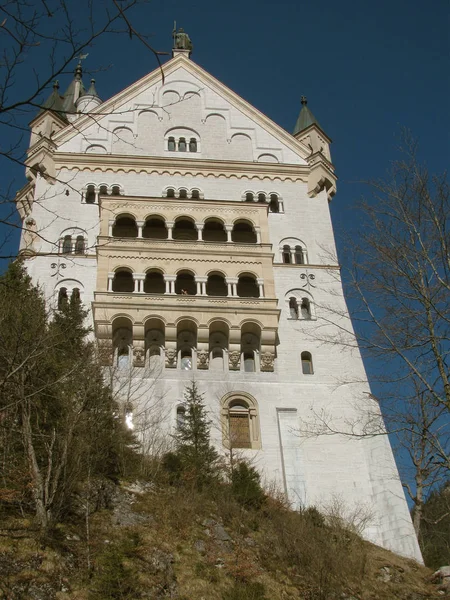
[16,51,422,561]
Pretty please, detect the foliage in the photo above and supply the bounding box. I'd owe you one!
[417,480,450,568]
[222,581,267,600]
[231,462,265,509]
[173,381,219,489]
[0,261,128,530]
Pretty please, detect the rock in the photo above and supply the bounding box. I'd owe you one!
[244,536,256,547]
[194,540,206,554]
[212,524,231,542]
[65,534,80,541]
[202,518,216,527]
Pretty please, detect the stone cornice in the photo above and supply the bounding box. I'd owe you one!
[55,153,309,182]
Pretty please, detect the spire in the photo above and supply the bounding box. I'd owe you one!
[62,60,86,114]
[76,77,102,113]
[293,96,321,135]
[86,78,100,99]
[39,81,67,119]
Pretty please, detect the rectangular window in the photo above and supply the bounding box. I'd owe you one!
[229,414,251,448]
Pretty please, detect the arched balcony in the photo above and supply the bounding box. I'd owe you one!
[175,271,196,295]
[145,319,165,368]
[241,323,261,373]
[203,218,227,242]
[206,272,227,296]
[177,320,197,371]
[237,274,260,298]
[231,220,257,244]
[172,217,197,241]
[143,217,167,239]
[112,269,134,293]
[112,317,133,369]
[112,215,138,238]
[144,270,165,294]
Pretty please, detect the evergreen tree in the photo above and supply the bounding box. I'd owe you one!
[174,381,219,489]
[418,480,450,568]
[0,261,127,530]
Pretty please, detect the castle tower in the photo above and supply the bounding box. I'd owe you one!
[15,32,422,561]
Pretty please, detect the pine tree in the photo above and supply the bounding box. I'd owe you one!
[174,381,219,489]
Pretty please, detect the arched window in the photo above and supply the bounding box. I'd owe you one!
[257,193,266,203]
[58,287,68,310]
[221,392,261,450]
[143,217,167,239]
[179,188,187,199]
[168,136,176,151]
[232,221,257,244]
[300,297,311,319]
[282,245,291,264]
[71,288,81,303]
[176,406,186,428]
[85,185,96,204]
[75,235,85,254]
[112,270,134,293]
[62,235,72,254]
[206,273,227,296]
[112,216,137,238]
[269,194,280,213]
[295,246,304,264]
[175,271,196,295]
[203,219,227,242]
[166,187,175,198]
[237,275,259,298]
[228,403,251,448]
[111,185,121,196]
[289,297,299,319]
[178,137,187,152]
[173,218,197,241]
[301,351,313,375]
[189,138,197,152]
[99,184,108,196]
[144,271,165,294]
[191,189,200,199]
[245,192,254,202]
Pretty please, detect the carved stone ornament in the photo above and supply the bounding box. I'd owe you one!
[133,346,145,367]
[197,349,209,370]
[98,342,113,366]
[165,348,177,368]
[260,351,275,372]
[228,350,241,371]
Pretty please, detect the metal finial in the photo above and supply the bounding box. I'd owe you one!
[301,96,307,106]
[53,81,59,90]
[91,78,95,84]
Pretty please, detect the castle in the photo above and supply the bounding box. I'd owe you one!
[16,31,422,561]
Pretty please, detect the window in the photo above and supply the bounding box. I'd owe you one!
[245,192,254,202]
[72,288,81,303]
[111,185,121,196]
[178,137,187,152]
[189,138,197,152]
[269,194,280,213]
[168,136,176,151]
[257,193,266,204]
[221,392,261,450]
[229,404,251,448]
[166,187,175,198]
[289,297,299,319]
[282,245,291,264]
[62,235,72,254]
[75,235,85,254]
[180,349,192,370]
[243,352,255,372]
[301,351,313,375]
[179,188,187,199]
[57,287,68,310]
[85,185,96,204]
[295,246,304,264]
[176,406,186,428]
[112,270,134,293]
[191,189,200,199]
[300,297,311,319]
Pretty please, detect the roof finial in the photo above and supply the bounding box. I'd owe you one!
[301,95,308,106]
[53,81,60,91]
[172,23,193,57]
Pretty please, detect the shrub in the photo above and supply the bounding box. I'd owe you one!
[231,462,265,509]
[222,581,267,600]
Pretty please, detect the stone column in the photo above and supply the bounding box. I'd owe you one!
[196,224,204,241]
[195,276,207,296]
[166,221,174,240]
[164,275,176,295]
[302,249,308,264]
[257,278,264,298]
[107,272,115,292]
[134,273,145,293]
[225,225,233,242]
[136,220,145,238]
[225,277,233,296]
[95,190,99,204]
[290,249,296,264]
[108,220,114,237]
[227,277,238,297]
[255,227,261,244]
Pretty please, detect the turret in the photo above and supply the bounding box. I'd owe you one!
[26,81,68,181]
[62,61,86,121]
[293,97,336,200]
[76,78,102,114]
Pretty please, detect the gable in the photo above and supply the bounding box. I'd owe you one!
[55,56,309,165]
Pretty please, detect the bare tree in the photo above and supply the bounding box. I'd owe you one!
[301,133,449,536]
